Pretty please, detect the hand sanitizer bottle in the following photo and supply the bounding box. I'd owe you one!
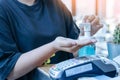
[78,23,96,57]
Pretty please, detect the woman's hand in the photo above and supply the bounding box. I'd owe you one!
[82,15,103,36]
[52,37,97,53]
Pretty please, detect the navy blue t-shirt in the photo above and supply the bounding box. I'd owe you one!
[0,0,79,80]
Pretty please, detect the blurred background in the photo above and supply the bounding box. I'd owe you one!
[61,0,120,57]
[62,0,120,33]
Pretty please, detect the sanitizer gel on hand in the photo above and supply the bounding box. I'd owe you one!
[78,23,96,57]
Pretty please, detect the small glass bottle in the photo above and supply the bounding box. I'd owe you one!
[78,23,96,57]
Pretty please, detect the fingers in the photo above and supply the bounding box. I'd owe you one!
[76,38,97,46]
[83,15,89,23]
[83,15,103,35]
[83,15,95,23]
[91,23,103,35]
[88,15,103,29]
[60,39,97,53]
[56,37,77,47]
[96,24,103,29]
[60,40,77,47]
[54,37,97,53]
[86,15,95,23]
[91,16,100,25]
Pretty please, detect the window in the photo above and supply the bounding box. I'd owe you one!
[106,0,120,19]
[76,0,96,16]
[62,0,96,16]
[62,0,120,32]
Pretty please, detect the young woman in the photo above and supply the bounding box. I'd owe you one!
[0,0,102,80]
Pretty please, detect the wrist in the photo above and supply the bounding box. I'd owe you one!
[50,41,59,53]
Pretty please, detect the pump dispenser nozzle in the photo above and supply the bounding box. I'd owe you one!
[84,23,91,37]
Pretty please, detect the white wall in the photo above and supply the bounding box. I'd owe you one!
[76,0,96,16]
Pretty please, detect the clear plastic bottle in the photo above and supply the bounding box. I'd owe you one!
[78,23,96,57]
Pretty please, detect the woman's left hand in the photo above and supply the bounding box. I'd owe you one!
[83,15,103,36]
[53,37,97,53]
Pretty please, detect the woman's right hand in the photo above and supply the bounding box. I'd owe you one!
[52,37,97,53]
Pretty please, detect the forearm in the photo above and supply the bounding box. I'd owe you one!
[7,36,96,80]
[7,41,57,80]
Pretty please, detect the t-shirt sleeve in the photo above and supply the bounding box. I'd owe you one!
[58,0,80,39]
[0,6,21,80]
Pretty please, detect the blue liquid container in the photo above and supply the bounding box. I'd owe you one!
[78,44,96,57]
[78,23,96,57]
